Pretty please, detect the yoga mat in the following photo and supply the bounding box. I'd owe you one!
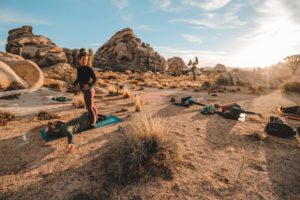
[277,107,300,121]
[40,115,123,142]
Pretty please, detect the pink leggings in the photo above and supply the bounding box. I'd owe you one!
[83,88,98,125]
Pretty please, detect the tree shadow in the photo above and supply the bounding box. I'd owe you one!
[263,135,300,198]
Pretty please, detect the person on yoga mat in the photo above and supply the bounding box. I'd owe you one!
[214,103,263,120]
[46,113,107,152]
[73,48,98,128]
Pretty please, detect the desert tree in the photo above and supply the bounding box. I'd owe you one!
[87,48,94,67]
[284,54,300,73]
[188,57,198,81]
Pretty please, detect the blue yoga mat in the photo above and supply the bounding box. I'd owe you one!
[40,115,123,142]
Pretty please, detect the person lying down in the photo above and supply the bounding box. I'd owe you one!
[45,113,107,152]
[214,103,263,120]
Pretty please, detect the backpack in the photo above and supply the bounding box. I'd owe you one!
[223,106,243,120]
[264,117,296,138]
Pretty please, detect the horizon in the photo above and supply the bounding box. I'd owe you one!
[0,0,299,68]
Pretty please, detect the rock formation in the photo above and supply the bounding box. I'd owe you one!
[93,28,166,72]
[6,25,67,67]
[214,64,226,73]
[6,60,44,90]
[0,52,44,91]
[167,57,188,72]
[0,60,28,91]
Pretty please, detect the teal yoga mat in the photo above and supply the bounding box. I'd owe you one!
[40,115,123,142]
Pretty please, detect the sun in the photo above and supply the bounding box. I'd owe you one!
[233,4,299,68]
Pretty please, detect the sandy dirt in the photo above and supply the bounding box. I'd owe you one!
[0,87,299,200]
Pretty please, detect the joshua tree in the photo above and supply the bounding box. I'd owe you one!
[285,54,300,73]
[73,49,79,68]
[87,48,94,67]
[188,57,198,81]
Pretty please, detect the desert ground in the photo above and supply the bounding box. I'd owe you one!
[0,79,299,200]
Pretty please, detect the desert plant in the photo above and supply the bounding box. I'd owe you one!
[0,112,14,126]
[35,111,59,120]
[280,81,300,93]
[102,114,178,185]
[284,54,300,74]
[87,48,94,67]
[121,87,132,99]
[134,95,144,112]
[107,85,118,96]
[73,93,85,108]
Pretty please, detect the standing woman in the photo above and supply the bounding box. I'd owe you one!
[73,48,98,128]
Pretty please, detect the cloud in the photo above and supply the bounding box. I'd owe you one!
[134,25,154,31]
[0,11,49,25]
[169,3,246,29]
[121,14,133,22]
[151,0,186,12]
[155,45,236,66]
[112,0,129,9]
[182,0,232,11]
[152,0,172,9]
[181,34,203,44]
[87,43,102,47]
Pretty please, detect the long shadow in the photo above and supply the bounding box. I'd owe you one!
[3,90,299,199]
[263,135,300,198]
[0,125,55,177]
[2,130,144,200]
[200,95,300,198]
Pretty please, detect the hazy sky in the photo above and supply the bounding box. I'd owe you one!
[0,0,299,67]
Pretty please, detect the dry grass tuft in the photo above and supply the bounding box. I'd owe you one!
[0,112,14,126]
[107,85,119,96]
[35,111,59,120]
[280,81,300,94]
[102,114,178,185]
[134,95,144,112]
[73,93,85,108]
[121,87,132,99]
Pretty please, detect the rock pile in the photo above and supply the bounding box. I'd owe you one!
[94,28,166,72]
[167,57,188,72]
[6,25,67,67]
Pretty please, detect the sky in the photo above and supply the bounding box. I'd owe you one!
[0,0,300,68]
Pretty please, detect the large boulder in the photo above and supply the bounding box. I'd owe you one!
[0,51,24,62]
[214,64,226,73]
[6,26,67,68]
[5,60,44,90]
[167,57,188,72]
[0,60,28,91]
[42,63,76,83]
[217,71,268,87]
[94,28,166,72]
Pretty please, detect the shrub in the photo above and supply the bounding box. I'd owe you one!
[106,85,118,96]
[280,81,300,93]
[36,111,59,120]
[102,115,178,185]
[134,95,144,112]
[121,87,132,99]
[73,93,85,108]
[0,112,14,126]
